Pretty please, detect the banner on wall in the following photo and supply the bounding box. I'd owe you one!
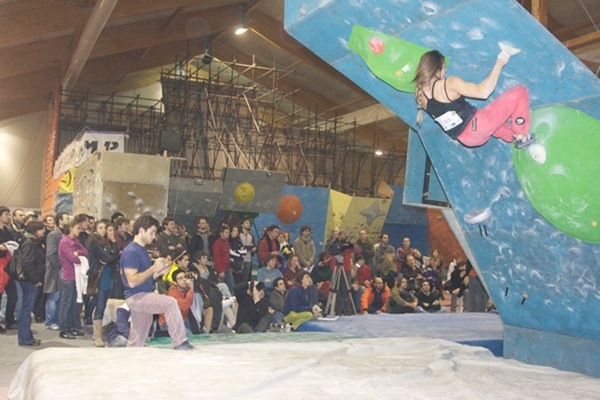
[53,130,125,179]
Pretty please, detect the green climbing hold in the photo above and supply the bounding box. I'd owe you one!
[512,105,600,243]
[348,25,447,93]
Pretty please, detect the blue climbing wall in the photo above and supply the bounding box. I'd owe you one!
[285,0,600,377]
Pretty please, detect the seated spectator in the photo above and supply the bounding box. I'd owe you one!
[375,255,396,292]
[158,269,196,335]
[233,281,273,333]
[193,252,222,332]
[387,277,426,314]
[257,254,283,293]
[360,277,390,315]
[310,252,333,303]
[269,277,287,325]
[156,253,175,295]
[422,255,444,297]
[416,280,446,313]
[400,253,423,291]
[283,255,303,289]
[283,271,321,330]
[215,281,237,331]
[350,255,372,312]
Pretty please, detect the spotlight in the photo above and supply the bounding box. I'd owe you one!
[234,5,248,35]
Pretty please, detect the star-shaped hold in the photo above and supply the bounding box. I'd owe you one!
[360,201,387,226]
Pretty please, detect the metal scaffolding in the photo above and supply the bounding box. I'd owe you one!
[58,55,406,197]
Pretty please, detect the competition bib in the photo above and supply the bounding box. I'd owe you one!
[435,111,463,131]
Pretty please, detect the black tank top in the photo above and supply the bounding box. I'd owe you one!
[426,79,477,139]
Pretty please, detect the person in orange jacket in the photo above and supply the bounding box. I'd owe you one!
[360,277,390,315]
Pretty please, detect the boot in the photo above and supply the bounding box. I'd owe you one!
[92,320,105,347]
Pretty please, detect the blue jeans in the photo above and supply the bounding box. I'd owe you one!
[17,282,38,345]
[58,280,77,332]
[223,270,235,296]
[93,290,110,320]
[45,291,61,327]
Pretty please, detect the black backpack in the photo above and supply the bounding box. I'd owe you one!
[6,237,26,281]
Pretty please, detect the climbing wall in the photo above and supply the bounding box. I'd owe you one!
[285,0,600,377]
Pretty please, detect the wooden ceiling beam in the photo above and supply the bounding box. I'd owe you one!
[0,6,241,94]
[531,0,548,27]
[563,31,600,50]
[90,5,239,59]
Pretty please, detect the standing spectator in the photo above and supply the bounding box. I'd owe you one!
[396,237,412,270]
[238,219,256,281]
[87,220,120,347]
[58,219,88,339]
[44,212,69,330]
[354,229,374,268]
[212,225,234,294]
[157,217,186,258]
[114,217,133,251]
[293,225,316,272]
[189,217,211,260]
[373,233,395,275]
[228,225,247,285]
[464,261,489,313]
[17,221,46,346]
[257,225,280,267]
[277,231,294,261]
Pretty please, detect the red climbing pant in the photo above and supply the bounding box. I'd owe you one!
[457,85,530,147]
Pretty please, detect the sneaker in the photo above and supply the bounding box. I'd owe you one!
[59,331,76,339]
[174,340,195,350]
[69,329,85,337]
[0,325,5,334]
[514,133,536,149]
[47,324,60,330]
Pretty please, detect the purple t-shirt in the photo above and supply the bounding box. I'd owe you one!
[121,242,154,298]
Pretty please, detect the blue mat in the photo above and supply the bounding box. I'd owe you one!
[298,312,504,356]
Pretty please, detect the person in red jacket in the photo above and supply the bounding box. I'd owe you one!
[212,225,234,294]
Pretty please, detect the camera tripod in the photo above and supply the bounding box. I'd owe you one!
[324,261,357,316]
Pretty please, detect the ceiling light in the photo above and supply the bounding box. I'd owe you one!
[375,150,383,156]
[234,5,248,35]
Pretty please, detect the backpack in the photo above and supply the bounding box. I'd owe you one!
[6,237,26,281]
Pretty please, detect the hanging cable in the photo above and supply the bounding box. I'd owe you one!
[577,0,599,31]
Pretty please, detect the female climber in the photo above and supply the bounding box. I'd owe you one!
[413,49,536,149]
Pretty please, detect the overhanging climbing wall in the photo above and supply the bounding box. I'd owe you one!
[284,0,600,377]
